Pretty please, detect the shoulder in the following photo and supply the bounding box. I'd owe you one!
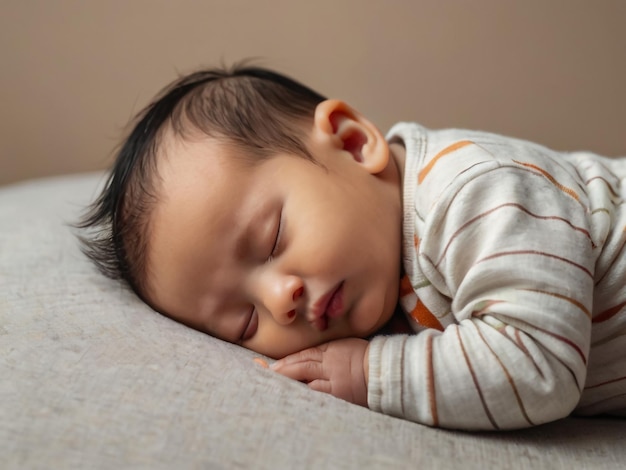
[389,123,581,211]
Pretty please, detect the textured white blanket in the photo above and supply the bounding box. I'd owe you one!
[1,174,624,469]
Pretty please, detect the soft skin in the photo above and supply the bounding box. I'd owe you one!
[146,100,405,405]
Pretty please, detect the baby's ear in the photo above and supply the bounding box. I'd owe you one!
[313,99,389,174]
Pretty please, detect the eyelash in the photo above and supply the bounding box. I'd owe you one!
[267,212,283,262]
[238,307,257,344]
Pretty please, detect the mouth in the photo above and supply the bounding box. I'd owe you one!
[309,282,344,331]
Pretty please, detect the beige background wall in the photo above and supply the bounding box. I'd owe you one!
[1,0,625,186]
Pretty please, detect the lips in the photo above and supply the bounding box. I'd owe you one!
[309,282,344,331]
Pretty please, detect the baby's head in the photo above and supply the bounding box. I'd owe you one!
[79,64,403,358]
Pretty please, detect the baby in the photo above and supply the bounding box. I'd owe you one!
[78,64,626,430]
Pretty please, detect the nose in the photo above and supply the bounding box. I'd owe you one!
[258,273,304,325]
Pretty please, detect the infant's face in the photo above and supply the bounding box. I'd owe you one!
[145,133,402,358]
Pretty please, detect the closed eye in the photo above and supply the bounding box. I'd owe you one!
[267,210,283,262]
[239,307,258,343]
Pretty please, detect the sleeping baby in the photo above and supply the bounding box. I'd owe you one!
[78,64,626,430]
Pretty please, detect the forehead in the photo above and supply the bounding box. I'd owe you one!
[147,136,249,300]
[156,137,245,240]
[157,132,249,197]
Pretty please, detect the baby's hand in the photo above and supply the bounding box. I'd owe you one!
[271,338,369,407]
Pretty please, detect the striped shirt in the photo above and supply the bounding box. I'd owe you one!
[368,123,626,430]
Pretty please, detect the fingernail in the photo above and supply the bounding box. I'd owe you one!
[253,357,269,369]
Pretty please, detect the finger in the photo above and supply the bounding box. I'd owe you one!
[271,347,323,369]
[308,379,332,395]
[272,360,326,383]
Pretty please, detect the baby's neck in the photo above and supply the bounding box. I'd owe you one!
[389,141,406,186]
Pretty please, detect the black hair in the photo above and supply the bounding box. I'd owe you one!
[76,63,327,299]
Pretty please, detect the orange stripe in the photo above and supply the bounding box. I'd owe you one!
[418,140,473,184]
[586,176,619,197]
[426,334,438,426]
[531,323,588,367]
[473,299,504,316]
[399,335,408,417]
[594,229,626,286]
[456,328,499,429]
[521,287,592,320]
[513,329,541,376]
[399,274,414,297]
[435,203,595,267]
[512,160,580,202]
[410,300,444,331]
[593,300,626,323]
[475,325,534,427]
[477,250,593,279]
[585,375,626,390]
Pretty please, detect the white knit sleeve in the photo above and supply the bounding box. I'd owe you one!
[368,143,595,430]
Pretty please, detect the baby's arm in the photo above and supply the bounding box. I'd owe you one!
[368,157,596,430]
[272,338,370,407]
